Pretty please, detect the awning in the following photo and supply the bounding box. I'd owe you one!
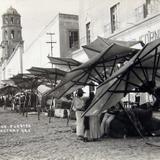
[48,57,82,71]
[27,67,66,84]
[83,36,142,59]
[48,43,139,99]
[0,85,19,96]
[83,38,160,116]
[10,73,42,90]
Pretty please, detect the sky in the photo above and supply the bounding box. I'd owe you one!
[0,0,79,49]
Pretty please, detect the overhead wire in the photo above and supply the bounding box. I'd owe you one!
[24,14,59,53]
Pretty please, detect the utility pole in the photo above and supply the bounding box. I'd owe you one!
[46,33,56,57]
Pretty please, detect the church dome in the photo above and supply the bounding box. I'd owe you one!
[5,6,19,15]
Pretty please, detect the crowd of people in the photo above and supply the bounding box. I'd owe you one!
[0,91,41,115]
[1,87,160,141]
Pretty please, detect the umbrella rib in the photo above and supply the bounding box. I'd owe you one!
[135,43,151,60]
[93,67,104,82]
[152,48,157,81]
[107,90,142,93]
[49,57,79,65]
[88,69,103,84]
[114,74,141,91]
[154,49,160,81]
[101,57,108,79]
[71,81,96,86]
[119,104,144,138]
[100,54,130,64]
[70,72,87,84]
[155,54,160,81]
[67,62,72,70]
[84,69,92,85]
[87,76,102,84]
[82,78,119,117]
[72,70,92,86]
[84,73,127,116]
[58,82,80,98]
[54,71,57,86]
[156,73,160,79]
[110,56,117,76]
[83,45,100,53]
[131,68,145,84]
[58,72,87,98]
[98,75,124,114]
[137,58,149,82]
[124,71,130,97]
[144,68,149,82]
[98,36,110,45]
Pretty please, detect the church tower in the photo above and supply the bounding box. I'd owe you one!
[1,6,23,61]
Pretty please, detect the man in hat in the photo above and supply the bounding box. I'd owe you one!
[72,88,85,140]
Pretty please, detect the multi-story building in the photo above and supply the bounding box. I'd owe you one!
[0,9,79,79]
[72,0,160,62]
[72,0,160,104]
[23,13,79,71]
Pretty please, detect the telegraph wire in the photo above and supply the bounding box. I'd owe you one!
[24,13,59,53]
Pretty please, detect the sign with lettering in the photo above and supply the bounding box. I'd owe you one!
[139,29,160,44]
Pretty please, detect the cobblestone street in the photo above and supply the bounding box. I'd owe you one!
[0,108,160,160]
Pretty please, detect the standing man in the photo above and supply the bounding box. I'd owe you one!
[72,89,85,140]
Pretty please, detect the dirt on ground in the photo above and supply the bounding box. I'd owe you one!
[0,108,160,160]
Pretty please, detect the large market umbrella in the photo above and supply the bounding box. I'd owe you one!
[0,85,19,96]
[1,79,15,86]
[27,67,66,86]
[10,73,44,118]
[10,73,42,90]
[48,57,82,71]
[47,42,139,99]
[83,36,144,59]
[83,38,160,117]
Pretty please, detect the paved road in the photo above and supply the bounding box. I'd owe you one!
[0,108,160,160]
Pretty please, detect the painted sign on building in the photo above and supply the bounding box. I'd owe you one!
[139,29,160,44]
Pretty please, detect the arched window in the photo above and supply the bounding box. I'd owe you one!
[16,18,20,24]
[11,17,14,24]
[18,31,21,39]
[4,30,8,39]
[11,30,14,39]
[4,17,8,24]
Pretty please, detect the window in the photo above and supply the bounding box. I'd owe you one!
[18,31,21,39]
[4,30,8,39]
[11,17,14,24]
[69,30,79,49]
[16,18,20,24]
[4,17,8,24]
[11,30,14,39]
[135,4,147,21]
[145,0,160,16]
[110,3,120,33]
[86,22,91,45]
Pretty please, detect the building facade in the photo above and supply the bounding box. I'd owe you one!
[23,13,79,71]
[72,0,160,104]
[72,0,160,61]
[0,10,79,79]
[0,7,24,80]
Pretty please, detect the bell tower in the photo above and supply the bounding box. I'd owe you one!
[1,6,23,61]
